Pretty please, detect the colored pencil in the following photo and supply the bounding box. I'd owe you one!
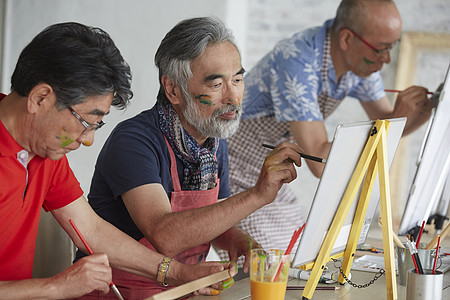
[286,286,340,290]
[69,219,124,300]
[262,144,326,163]
[384,89,433,95]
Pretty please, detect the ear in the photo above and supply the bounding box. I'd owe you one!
[339,28,354,51]
[27,83,56,114]
[161,75,183,105]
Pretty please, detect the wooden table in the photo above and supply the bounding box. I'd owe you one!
[190,264,450,300]
[189,224,450,299]
[192,239,450,299]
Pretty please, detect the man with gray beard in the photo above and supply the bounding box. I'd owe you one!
[76,17,303,299]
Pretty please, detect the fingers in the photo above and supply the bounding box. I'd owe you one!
[265,161,298,184]
[187,262,236,297]
[227,248,238,263]
[194,287,222,296]
[393,86,433,120]
[402,85,429,95]
[52,253,112,298]
[399,86,432,106]
[83,252,110,266]
[243,253,250,273]
[77,254,112,295]
[264,143,303,183]
[264,142,303,167]
[217,261,238,277]
[220,277,235,289]
[176,261,226,286]
[253,142,303,204]
[242,240,261,273]
[194,277,235,296]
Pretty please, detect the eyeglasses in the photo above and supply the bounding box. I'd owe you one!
[343,28,400,55]
[68,106,105,134]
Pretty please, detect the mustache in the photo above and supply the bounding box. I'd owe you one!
[213,104,242,118]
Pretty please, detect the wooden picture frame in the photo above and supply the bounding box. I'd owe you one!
[394,32,450,90]
[390,32,450,230]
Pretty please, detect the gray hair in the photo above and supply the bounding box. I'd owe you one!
[331,0,394,37]
[154,16,238,104]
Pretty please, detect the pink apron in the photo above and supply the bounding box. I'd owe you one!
[79,138,219,300]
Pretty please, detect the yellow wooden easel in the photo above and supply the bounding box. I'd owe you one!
[301,119,397,300]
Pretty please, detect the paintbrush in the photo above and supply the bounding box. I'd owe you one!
[69,219,124,300]
[262,144,326,163]
[271,223,306,282]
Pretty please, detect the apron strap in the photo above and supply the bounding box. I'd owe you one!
[164,136,182,192]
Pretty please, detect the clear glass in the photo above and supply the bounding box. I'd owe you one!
[250,249,290,300]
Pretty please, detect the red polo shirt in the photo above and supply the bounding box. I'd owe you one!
[0,93,83,280]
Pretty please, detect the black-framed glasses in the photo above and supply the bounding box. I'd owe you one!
[68,106,105,134]
[342,28,401,55]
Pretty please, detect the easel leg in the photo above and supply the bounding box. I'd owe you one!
[378,123,398,300]
[339,153,379,282]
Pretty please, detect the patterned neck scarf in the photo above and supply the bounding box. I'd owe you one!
[157,101,218,191]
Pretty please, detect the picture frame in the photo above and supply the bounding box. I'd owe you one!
[390,32,450,231]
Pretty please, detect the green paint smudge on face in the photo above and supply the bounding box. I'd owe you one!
[60,136,75,147]
[57,128,75,147]
[362,56,375,65]
[195,94,215,106]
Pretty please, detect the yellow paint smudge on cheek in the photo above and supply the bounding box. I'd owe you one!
[195,94,215,106]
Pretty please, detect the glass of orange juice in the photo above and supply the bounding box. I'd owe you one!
[250,249,290,300]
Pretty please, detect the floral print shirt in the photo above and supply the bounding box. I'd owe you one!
[241,19,386,122]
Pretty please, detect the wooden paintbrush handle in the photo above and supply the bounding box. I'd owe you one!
[426,222,450,249]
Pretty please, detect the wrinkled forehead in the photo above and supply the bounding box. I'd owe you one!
[190,41,243,79]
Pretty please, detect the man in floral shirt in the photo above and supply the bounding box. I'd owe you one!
[222,0,433,258]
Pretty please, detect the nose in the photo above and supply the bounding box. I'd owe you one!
[77,130,95,147]
[379,51,391,64]
[223,84,244,105]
